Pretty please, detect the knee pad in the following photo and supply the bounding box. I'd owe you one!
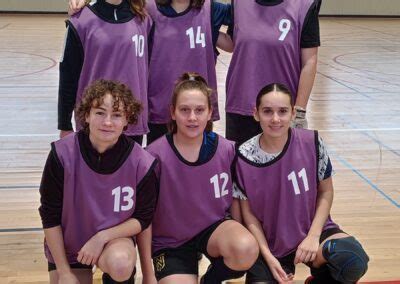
[322,237,369,283]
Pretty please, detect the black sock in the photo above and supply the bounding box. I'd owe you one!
[310,265,341,284]
[202,257,245,284]
[102,267,136,284]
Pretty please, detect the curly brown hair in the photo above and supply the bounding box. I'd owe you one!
[156,0,205,9]
[76,79,142,131]
[168,72,213,134]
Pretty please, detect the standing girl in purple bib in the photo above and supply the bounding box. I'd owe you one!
[225,0,321,145]
[145,0,232,144]
[145,72,258,283]
[68,0,233,145]
[234,83,369,283]
[58,0,152,145]
[39,80,158,283]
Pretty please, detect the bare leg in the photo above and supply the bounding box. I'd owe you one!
[49,269,92,284]
[97,237,137,282]
[159,274,197,284]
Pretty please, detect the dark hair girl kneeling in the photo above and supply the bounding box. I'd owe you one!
[234,83,369,283]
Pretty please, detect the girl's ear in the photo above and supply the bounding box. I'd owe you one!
[207,107,213,121]
[253,107,260,122]
[85,112,90,124]
[291,107,296,120]
[170,105,176,120]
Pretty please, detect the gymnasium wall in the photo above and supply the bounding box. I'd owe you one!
[0,0,400,16]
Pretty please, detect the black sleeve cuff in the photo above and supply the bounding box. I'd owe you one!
[131,164,159,231]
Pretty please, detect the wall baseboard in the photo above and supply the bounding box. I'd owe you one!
[1,0,400,16]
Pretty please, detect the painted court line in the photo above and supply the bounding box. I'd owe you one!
[0,228,42,233]
[331,150,399,209]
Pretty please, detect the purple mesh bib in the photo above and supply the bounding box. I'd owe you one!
[226,0,314,115]
[146,135,235,253]
[69,7,152,135]
[235,129,337,257]
[146,0,219,123]
[44,133,156,263]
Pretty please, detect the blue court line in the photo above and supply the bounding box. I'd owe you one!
[332,152,399,208]
[328,116,400,208]
[0,228,42,233]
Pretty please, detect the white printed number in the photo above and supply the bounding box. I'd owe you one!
[132,34,145,57]
[287,168,309,195]
[112,186,135,212]
[186,26,206,49]
[210,172,229,198]
[278,19,291,41]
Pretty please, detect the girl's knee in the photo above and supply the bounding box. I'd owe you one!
[322,236,369,282]
[102,249,136,281]
[228,234,259,269]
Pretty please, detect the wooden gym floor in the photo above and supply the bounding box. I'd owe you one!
[0,14,399,283]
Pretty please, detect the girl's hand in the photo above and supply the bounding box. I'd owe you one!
[58,272,80,284]
[77,233,107,265]
[294,234,319,264]
[265,254,294,283]
[68,0,86,16]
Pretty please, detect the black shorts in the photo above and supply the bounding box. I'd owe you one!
[246,227,345,283]
[48,262,92,272]
[147,123,168,145]
[152,218,230,281]
[225,112,262,145]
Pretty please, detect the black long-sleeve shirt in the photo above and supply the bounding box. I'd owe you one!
[39,131,159,231]
[58,0,140,131]
[228,0,322,48]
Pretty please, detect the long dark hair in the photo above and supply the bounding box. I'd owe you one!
[156,0,205,9]
[256,83,293,110]
[168,72,213,134]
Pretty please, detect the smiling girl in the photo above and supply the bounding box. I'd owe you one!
[234,83,369,283]
[58,0,152,144]
[68,0,233,145]
[145,73,258,284]
[39,80,158,284]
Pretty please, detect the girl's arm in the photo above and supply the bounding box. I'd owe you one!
[78,169,159,265]
[44,226,79,283]
[295,47,318,109]
[68,0,86,15]
[77,218,143,265]
[240,199,293,282]
[293,47,318,128]
[294,176,333,264]
[58,24,83,137]
[40,150,78,282]
[137,226,157,284]
[230,198,242,223]
[216,32,234,53]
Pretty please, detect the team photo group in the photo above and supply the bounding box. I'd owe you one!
[38,0,369,283]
